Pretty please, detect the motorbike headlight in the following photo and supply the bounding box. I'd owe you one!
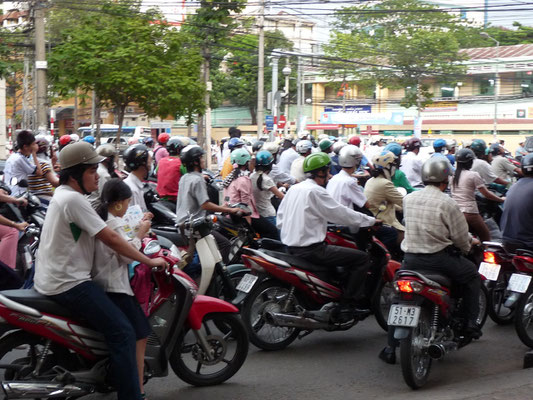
[144,241,161,256]
[29,194,41,207]
[169,244,181,260]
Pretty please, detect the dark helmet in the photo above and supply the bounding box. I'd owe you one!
[123,144,150,172]
[252,140,264,152]
[522,153,533,175]
[228,137,244,151]
[456,148,475,164]
[470,139,487,157]
[167,137,186,156]
[489,142,502,155]
[180,145,205,166]
[406,137,421,152]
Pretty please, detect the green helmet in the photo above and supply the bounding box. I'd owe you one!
[230,148,251,166]
[470,139,487,157]
[319,138,333,152]
[303,152,331,173]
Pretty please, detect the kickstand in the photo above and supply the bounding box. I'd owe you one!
[298,330,312,340]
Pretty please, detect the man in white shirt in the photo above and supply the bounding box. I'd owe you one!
[276,139,299,176]
[490,143,522,181]
[290,140,313,183]
[327,145,367,210]
[277,152,377,314]
[4,130,43,196]
[470,139,509,186]
[34,142,166,400]
[399,138,424,188]
[123,144,153,212]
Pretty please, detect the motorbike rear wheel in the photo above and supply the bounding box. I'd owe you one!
[241,280,301,351]
[169,313,248,386]
[0,330,80,399]
[372,279,395,332]
[400,307,433,389]
[487,273,515,325]
[514,284,533,348]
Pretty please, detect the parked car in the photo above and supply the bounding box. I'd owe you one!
[105,137,129,154]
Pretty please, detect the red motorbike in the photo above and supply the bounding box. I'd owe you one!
[235,227,401,351]
[389,269,488,389]
[0,237,249,399]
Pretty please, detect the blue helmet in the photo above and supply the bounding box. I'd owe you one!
[256,150,274,166]
[228,137,245,150]
[82,135,95,144]
[384,142,402,157]
[433,138,446,150]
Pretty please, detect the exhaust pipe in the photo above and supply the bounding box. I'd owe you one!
[428,341,458,360]
[2,381,93,399]
[265,312,330,330]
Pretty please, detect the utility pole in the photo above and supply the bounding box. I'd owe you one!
[34,1,48,133]
[22,56,29,130]
[0,78,6,159]
[271,53,279,141]
[296,56,302,134]
[256,0,265,137]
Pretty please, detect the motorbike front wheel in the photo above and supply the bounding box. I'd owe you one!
[514,283,533,348]
[372,279,395,332]
[169,313,249,386]
[241,280,301,351]
[400,307,433,389]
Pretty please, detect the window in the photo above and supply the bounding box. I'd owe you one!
[477,78,494,96]
[440,85,455,98]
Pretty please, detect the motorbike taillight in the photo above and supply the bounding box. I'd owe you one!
[483,251,498,264]
[395,280,423,293]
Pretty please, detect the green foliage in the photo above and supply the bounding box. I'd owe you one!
[324,0,472,110]
[0,28,24,79]
[484,22,533,46]
[214,30,293,124]
[47,0,204,127]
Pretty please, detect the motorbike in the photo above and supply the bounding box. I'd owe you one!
[388,269,488,389]
[236,227,401,351]
[0,236,249,399]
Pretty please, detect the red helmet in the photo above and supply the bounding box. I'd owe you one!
[59,135,72,146]
[349,136,361,146]
[158,133,170,144]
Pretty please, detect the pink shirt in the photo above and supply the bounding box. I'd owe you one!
[154,145,169,165]
[224,176,260,218]
[450,170,485,214]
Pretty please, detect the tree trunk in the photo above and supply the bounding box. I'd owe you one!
[250,106,257,127]
[197,113,204,146]
[115,103,126,150]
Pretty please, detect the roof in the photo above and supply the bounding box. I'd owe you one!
[462,44,533,60]
[0,9,28,23]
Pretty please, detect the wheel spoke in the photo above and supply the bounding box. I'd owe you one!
[223,330,233,341]
[195,360,202,374]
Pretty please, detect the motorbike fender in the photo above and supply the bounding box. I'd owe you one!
[196,235,223,296]
[232,274,268,307]
[384,260,402,282]
[227,263,248,276]
[393,327,411,340]
[188,295,239,330]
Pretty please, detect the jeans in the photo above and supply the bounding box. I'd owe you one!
[288,242,370,301]
[403,250,480,324]
[50,282,142,400]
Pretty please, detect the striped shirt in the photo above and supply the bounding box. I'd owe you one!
[401,185,471,254]
[28,161,54,197]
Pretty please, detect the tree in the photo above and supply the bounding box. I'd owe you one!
[214,30,294,125]
[324,0,474,119]
[47,0,205,143]
[485,22,533,46]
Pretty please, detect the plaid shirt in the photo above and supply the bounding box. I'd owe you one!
[401,185,471,254]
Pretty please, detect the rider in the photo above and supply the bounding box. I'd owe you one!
[33,142,167,400]
[399,138,424,188]
[4,130,43,196]
[0,189,29,270]
[470,139,509,187]
[290,139,313,183]
[156,136,187,202]
[277,139,299,176]
[490,143,523,181]
[251,150,285,227]
[403,158,481,334]
[330,140,347,176]
[176,145,241,263]
[123,144,152,212]
[87,144,118,209]
[153,132,170,168]
[500,153,533,253]
[28,136,59,206]
[383,142,416,194]
[277,152,377,314]
[221,137,245,179]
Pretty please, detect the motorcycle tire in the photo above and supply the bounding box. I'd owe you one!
[241,280,301,351]
[478,283,490,328]
[514,283,533,348]
[400,307,433,390]
[487,273,515,325]
[169,313,248,386]
[0,330,78,399]
[372,279,395,332]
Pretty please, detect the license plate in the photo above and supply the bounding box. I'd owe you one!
[236,273,258,293]
[478,262,501,281]
[387,305,421,327]
[507,274,532,294]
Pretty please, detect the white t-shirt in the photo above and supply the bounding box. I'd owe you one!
[290,156,306,183]
[472,158,498,185]
[492,155,516,181]
[326,170,367,209]
[400,152,424,187]
[250,171,276,217]
[4,152,36,196]
[124,173,147,212]
[277,148,299,175]
[92,214,141,295]
[34,185,107,295]
[450,170,485,214]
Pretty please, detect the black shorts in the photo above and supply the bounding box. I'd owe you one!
[107,293,152,340]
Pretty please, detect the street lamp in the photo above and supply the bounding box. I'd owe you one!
[480,32,500,141]
[282,59,291,136]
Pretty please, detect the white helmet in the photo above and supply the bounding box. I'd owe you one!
[263,142,280,155]
[332,141,347,155]
[70,133,80,142]
[296,140,313,155]
[338,145,363,168]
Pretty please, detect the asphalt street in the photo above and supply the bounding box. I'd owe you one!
[87,316,533,400]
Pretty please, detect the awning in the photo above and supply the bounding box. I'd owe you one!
[306,124,340,130]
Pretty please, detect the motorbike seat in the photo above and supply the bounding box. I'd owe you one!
[517,249,533,258]
[260,250,330,274]
[152,228,188,247]
[397,270,453,288]
[0,289,74,318]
